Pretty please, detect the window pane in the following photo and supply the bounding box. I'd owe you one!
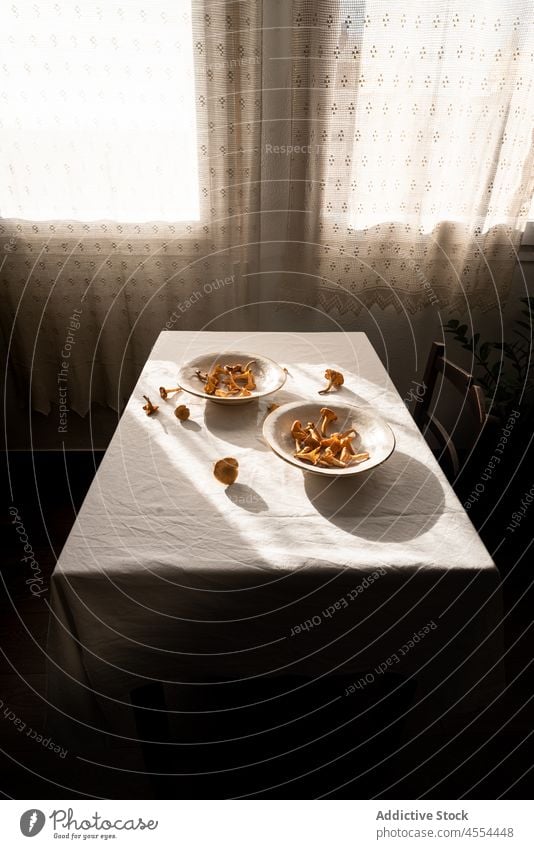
[343,0,528,234]
[0,1,199,221]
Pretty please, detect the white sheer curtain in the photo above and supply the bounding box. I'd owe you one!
[1,0,534,414]
[283,0,534,315]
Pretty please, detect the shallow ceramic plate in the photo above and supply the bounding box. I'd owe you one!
[263,401,395,476]
[177,351,287,405]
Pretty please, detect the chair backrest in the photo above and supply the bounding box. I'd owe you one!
[413,342,488,478]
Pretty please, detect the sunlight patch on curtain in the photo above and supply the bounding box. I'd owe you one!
[0,1,199,222]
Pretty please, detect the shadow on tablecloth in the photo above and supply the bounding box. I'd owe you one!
[304,450,445,542]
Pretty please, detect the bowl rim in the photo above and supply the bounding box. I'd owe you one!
[177,351,288,401]
[262,399,396,476]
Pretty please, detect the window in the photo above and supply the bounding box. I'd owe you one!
[0,1,199,222]
[341,0,527,235]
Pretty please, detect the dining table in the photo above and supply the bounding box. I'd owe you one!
[46,331,504,747]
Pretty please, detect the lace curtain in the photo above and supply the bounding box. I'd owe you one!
[1,0,534,414]
[1,0,263,414]
[283,0,534,315]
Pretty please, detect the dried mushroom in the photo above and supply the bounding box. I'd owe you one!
[159,386,182,400]
[142,395,159,416]
[303,422,322,445]
[291,419,307,441]
[319,407,338,436]
[291,408,369,469]
[174,404,190,421]
[214,457,239,485]
[319,369,345,395]
[195,361,257,398]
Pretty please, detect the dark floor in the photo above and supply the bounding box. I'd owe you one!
[1,416,533,798]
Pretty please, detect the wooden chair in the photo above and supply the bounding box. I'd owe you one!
[413,342,489,479]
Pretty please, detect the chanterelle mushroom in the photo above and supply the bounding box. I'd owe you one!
[142,395,158,416]
[339,445,354,465]
[214,457,239,485]
[174,404,190,421]
[319,407,337,436]
[159,386,182,400]
[319,369,344,395]
[302,431,321,449]
[321,436,342,455]
[291,420,307,440]
[338,428,357,440]
[318,452,346,468]
[304,422,322,444]
[290,405,368,469]
[295,446,321,465]
[234,369,256,391]
[204,364,226,395]
[291,419,309,450]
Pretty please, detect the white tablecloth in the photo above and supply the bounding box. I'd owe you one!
[47,332,503,742]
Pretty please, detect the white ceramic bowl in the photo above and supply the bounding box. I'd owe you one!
[263,401,395,476]
[177,351,287,405]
